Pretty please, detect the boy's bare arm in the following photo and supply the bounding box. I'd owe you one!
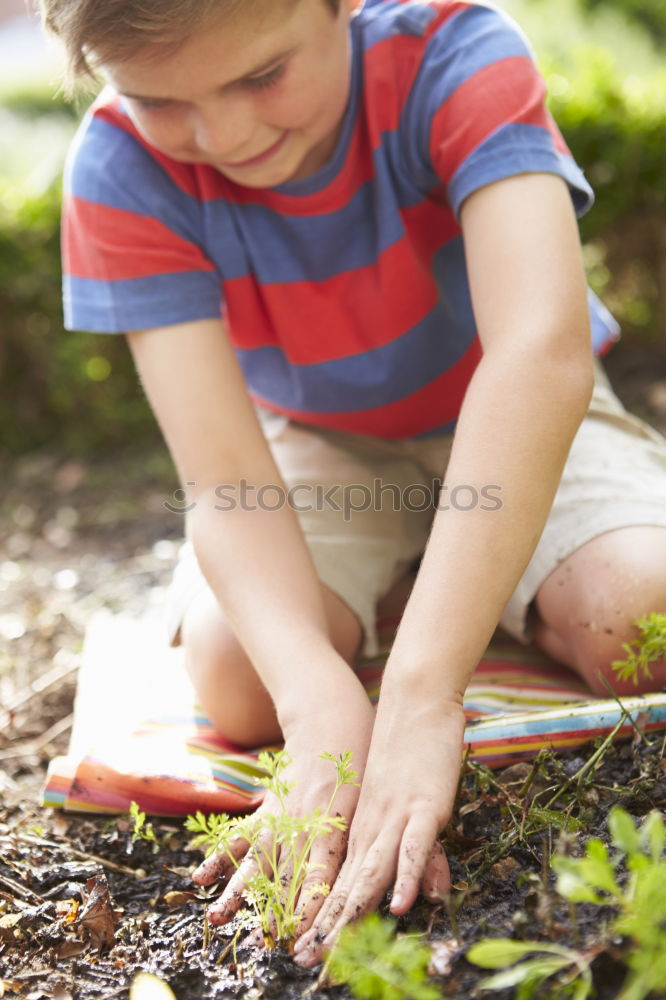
[126,319,375,913]
[126,318,367,711]
[295,173,596,963]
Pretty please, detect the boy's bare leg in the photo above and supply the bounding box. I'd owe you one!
[533,525,666,695]
[181,583,362,747]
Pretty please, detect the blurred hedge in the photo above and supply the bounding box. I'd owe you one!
[0,179,160,458]
[0,101,163,460]
[545,48,666,334]
[1,46,665,459]
[576,0,666,45]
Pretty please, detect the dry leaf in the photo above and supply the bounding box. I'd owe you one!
[76,876,120,951]
[0,914,24,943]
[50,815,70,838]
[458,800,482,818]
[54,939,87,960]
[60,899,80,924]
[1,981,25,997]
[496,762,533,786]
[451,880,469,892]
[163,891,196,907]
[632,711,650,744]
[51,987,75,1000]
[490,856,521,880]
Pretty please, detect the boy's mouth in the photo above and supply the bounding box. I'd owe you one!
[219,132,289,170]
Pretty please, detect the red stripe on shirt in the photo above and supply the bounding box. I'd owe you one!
[251,336,483,438]
[429,56,568,185]
[401,196,460,260]
[224,234,441,362]
[63,196,215,280]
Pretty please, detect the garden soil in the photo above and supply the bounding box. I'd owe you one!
[2,341,666,1000]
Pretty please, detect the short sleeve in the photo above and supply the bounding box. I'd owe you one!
[62,99,223,333]
[406,3,593,221]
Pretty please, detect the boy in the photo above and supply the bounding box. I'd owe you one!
[41,0,666,966]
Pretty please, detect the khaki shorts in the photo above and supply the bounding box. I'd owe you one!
[163,362,666,657]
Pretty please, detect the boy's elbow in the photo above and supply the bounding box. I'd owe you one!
[568,345,595,412]
[541,311,595,414]
[569,342,595,414]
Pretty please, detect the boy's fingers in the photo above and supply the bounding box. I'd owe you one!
[207,831,273,924]
[295,832,398,966]
[389,814,440,915]
[192,835,250,885]
[421,840,451,902]
[295,818,445,966]
[294,825,348,935]
[294,855,354,956]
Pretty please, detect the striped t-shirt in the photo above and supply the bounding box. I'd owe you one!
[62,0,619,439]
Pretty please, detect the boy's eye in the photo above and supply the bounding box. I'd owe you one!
[129,63,285,108]
[244,65,285,91]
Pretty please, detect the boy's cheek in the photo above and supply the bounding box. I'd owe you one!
[125,109,186,156]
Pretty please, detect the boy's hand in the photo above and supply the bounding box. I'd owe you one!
[292,692,465,967]
[191,680,375,934]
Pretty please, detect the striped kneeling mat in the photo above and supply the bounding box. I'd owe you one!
[41,609,666,815]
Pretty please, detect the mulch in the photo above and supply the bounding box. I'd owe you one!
[1,340,665,999]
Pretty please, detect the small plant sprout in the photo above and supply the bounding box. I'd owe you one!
[326,914,441,1000]
[467,807,666,1000]
[128,801,160,852]
[554,808,666,1000]
[185,749,358,946]
[612,611,666,686]
[467,938,596,1000]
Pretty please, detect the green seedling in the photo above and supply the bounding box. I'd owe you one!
[554,807,666,1000]
[467,807,666,1000]
[612,612,666,686]
[129,801,160,853]
[186,749,357,945]
[326,913,440,1000]
[467,938,595,1000]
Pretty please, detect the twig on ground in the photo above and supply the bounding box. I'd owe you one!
[0,870,46,903]
[597,676,649,746]
[0,713,74,760]
[0,661,79,729]
[7,832,145,879]
[543,713,628,811]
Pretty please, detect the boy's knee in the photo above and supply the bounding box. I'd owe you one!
[570,611,666,698]
[181,592,244,671]
[180,592,281,746]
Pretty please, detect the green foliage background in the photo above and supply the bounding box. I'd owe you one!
[1,0,665,459]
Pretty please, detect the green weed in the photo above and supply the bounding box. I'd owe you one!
[128,801,160,853]
[467,938,596,1000]
[467,807,666,1000]
[612,612,666,686]
[554,808,666,999]
[326,913,440,1000]
[185,749,357,946]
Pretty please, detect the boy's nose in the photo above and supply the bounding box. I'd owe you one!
[190,101,256,160]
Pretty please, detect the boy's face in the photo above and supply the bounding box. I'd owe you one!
[103,0,358,188]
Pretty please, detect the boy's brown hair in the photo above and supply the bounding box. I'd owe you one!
[38,0,342,93]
